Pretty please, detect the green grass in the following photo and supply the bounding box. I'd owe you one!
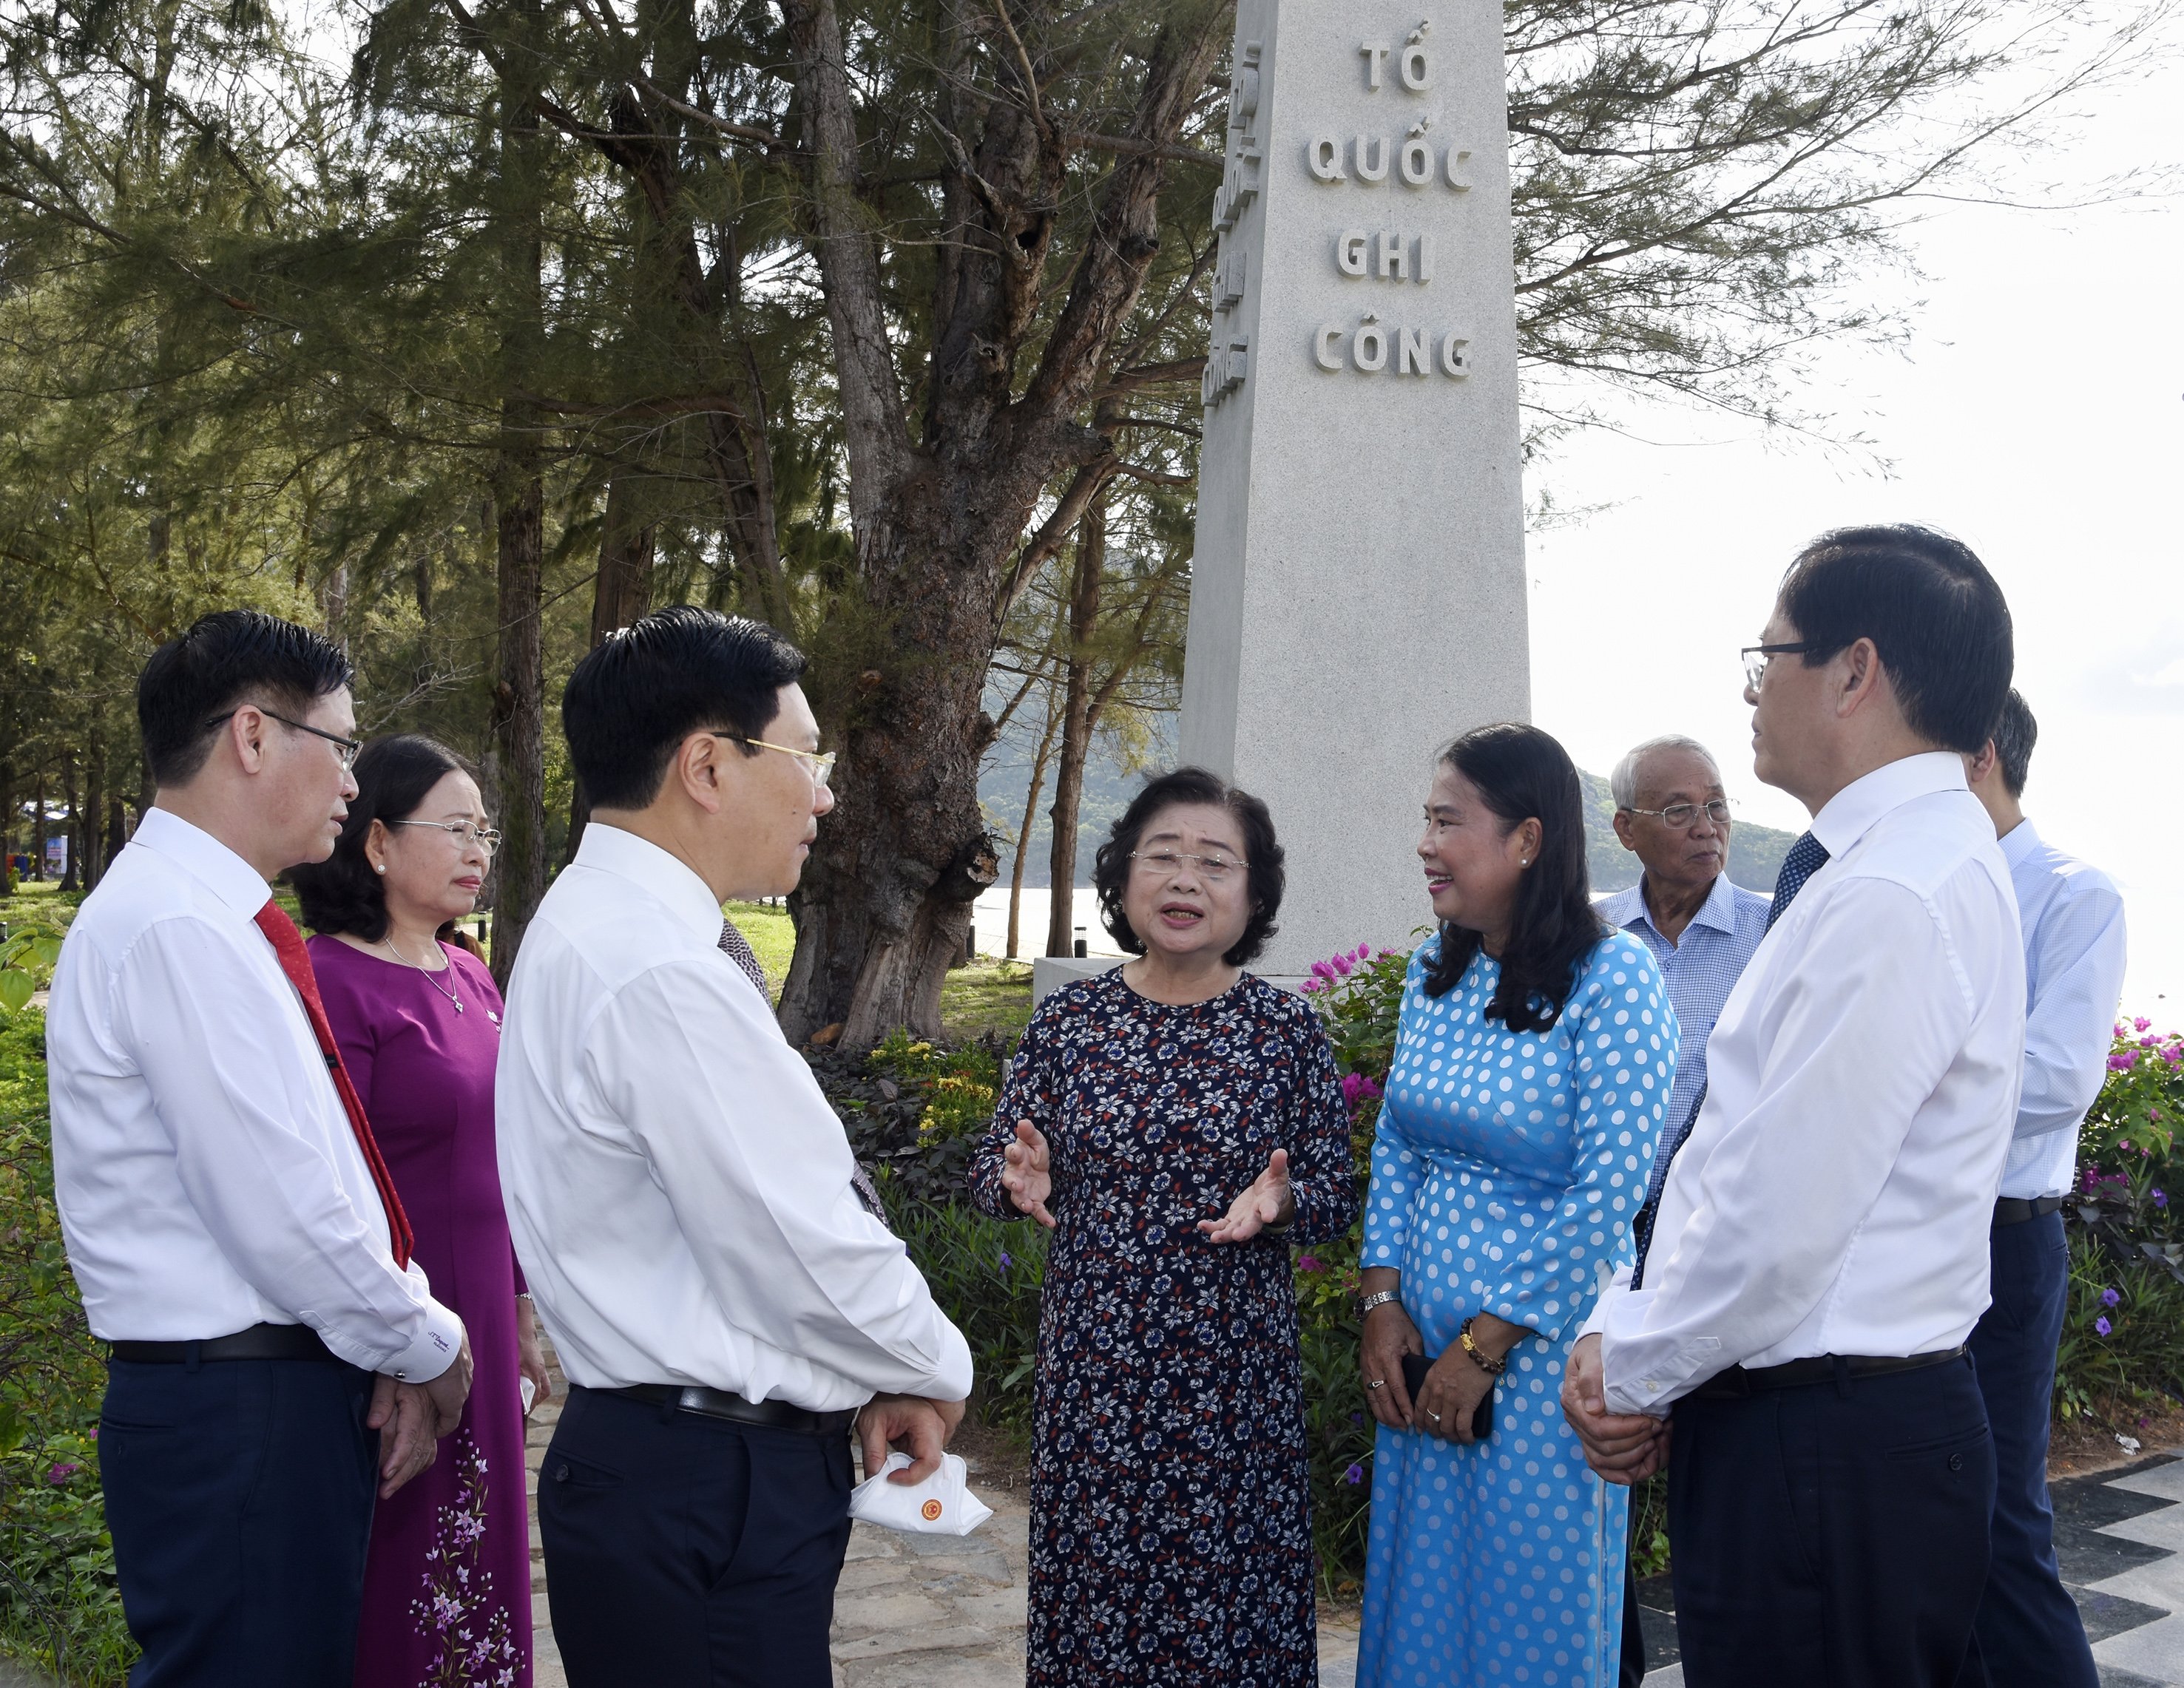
[723,900,796,992]
[939,960,1035,1041]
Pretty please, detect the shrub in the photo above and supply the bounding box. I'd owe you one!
[888,1199,1047,1432]
[0,1011,135,1684]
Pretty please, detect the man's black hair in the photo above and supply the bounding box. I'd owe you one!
[1991,688,2037,799]
[563,606,808,810]
[137,609,355,787]
[1778,524,2013,755]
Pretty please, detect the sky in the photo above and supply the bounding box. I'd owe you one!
[1524,31,2184,1021]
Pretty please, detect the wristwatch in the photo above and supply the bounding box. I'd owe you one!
[1359,1289,1402,1317]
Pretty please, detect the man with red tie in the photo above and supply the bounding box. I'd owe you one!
[47,610,473,1684]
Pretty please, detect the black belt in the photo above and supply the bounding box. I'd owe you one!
[1693,1345,1969,1399]
[1994,1194,2066,1228]
[109,1323,337,1365]
[603,1383,855,1437]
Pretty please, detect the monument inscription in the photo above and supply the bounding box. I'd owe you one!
[1180,0,1529,972]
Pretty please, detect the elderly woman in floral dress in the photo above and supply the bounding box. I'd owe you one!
[972,767,1358,1687]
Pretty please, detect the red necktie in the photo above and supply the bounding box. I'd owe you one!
[254,901,415,1269]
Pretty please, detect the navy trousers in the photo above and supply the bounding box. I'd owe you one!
[1957,1211,2099,1687]
[100,1354,378,1687]
[538,1386,855,1688]
[1668,1355,1995,1687]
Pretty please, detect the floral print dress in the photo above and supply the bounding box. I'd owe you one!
[970,968,1358,1687]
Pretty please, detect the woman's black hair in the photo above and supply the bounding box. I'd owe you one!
[1091,767,1284,968]
[289,735,475,941]
[1421,723,1603,1032]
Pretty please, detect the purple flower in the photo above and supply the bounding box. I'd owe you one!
[1343,1462,1365,1485]
[1297,1253,1323,1273]
[998,1251,1012,1272]
[2102,1287,2121,1308]
[2095,1317,2113,1338]
[2109,1052,2137,1072]
[2135,1017,2152,1032]
[45,1462,79,1485]
[2155,1190,2169,1210]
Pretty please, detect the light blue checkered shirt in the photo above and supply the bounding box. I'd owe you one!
[1597,872,1772,1201]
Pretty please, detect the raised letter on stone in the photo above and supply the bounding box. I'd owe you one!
[1416,234,1436,284]
[1377,231,1409,282]
[1337,231,1369,277]
[1314,326,1346,371]
[1445,147,1473,190]
[1441,333,1471,377]
[1360,43,1389,91]
[1399,327,1430,375]
[1308,137,1347,183]
[1354,323,1388,373]
[1354,137,1389,184]
[1400,46,1432,90]
[1400,138,1434,186]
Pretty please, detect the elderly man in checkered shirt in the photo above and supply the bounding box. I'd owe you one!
[1596,733,1772,1686]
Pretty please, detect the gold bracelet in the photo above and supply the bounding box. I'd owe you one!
[1458,1315,1507,1376]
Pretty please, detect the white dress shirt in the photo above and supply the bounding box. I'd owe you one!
[1995,818,2129,1199]
[45,809,464,1380]
[495,822,973,1412]
[1589,753,2025,1414]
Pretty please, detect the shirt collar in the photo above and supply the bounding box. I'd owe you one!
[132,807,277,916]
[1998,815,2043,867]
[572,821,724,941]
[1603,872,1739,943]
[1809,751,1970,860]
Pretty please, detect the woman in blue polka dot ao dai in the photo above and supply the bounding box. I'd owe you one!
[1355,727,1677,1688]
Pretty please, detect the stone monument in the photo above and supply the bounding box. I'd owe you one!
[1180,0,1530,972]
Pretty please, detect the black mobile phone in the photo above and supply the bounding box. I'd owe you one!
[1402,1351,1494,1440]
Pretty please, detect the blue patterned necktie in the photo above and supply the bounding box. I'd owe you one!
[719,918,892,1228]
[1631,831,1830,1287]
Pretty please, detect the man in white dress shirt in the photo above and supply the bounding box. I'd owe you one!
[47,610,473,1683]
[1958,690,2126,1688]
[1561,526,2025,1687]
[498,606,973,1687]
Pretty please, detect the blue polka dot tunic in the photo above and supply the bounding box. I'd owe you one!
[1356,932,1677,1688]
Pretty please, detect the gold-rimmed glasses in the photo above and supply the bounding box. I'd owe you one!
[711,733,837,788]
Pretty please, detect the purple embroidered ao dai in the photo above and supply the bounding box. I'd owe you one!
[309,937,532,1688]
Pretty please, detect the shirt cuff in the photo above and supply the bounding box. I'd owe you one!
[379,1295,467,1383]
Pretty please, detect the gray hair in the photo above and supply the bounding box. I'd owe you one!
[1611,735,1721,810]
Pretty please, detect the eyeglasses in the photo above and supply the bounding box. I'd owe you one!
[1742,643,1823,693]
[1624,799,1733,830]
[711,733,836,788]
[1130,850,1248,882]
[388,820,502,853]
[208,707,363,771]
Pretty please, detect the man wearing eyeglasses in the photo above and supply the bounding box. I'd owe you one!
[1597,735,1771,1683]
[496,605,970,1688]
[1563,526,2026,1688]
[46,609,473,1682]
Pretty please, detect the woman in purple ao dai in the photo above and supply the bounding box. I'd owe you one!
[291,736,550,1688]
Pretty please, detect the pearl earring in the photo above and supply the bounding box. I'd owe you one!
[375,864,386,874]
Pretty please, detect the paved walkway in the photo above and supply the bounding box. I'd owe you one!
[521,1375,2182,1688]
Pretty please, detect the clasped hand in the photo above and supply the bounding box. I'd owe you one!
[1358,1301,1495,1444]
[369,1329,476,1499]
[1558,1332,1670,1485]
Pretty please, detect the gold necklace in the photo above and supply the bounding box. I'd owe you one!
[384,932,464,1014]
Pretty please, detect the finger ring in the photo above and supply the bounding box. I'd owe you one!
[1367,1379,1385,1391]
[1427,1410,1442,1422]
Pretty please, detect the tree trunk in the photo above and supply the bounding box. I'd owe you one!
[774,0,1228,1047]
[1044,498,1105,957]
[58,759,80,892]
[483,7,550,992]
[565,470,657,865]
[0,759,13,881]
[81,735,107,891]
[1008,694,1062,960]
[486,427,547,991]
[30,775,46,881]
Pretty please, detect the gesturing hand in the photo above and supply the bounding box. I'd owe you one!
[1199,1148,1294,1244]
[1000,1119,1056,1229]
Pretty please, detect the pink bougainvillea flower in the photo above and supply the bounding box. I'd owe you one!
[1297,1254,1322,1273]
[2134,1017,2152,1032]
[45,1463,79,1485]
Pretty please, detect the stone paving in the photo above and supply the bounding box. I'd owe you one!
[520,1381,2184,1688]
